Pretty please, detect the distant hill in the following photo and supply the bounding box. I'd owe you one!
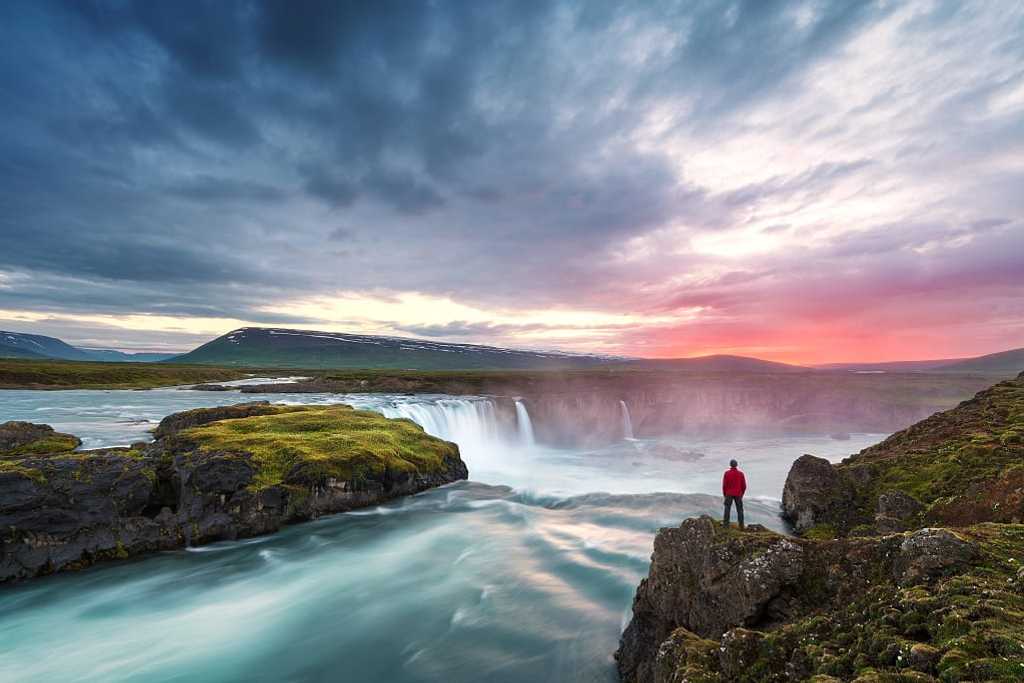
[0,331,173,363]
[0,331,95,361]
[932,347,1024,375]
[818,347,1024,376]
[622,354,808,373]
[170,327,626,370]
[77,349,176,363]
[817,359,964,372]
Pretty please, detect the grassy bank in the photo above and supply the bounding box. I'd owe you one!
[0,358,250,390]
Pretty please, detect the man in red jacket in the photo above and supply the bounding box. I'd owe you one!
[722,459,746,529]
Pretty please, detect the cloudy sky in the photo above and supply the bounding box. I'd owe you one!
[1,0,1022,363]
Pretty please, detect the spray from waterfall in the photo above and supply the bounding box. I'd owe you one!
[620,400,634,440]
[514,400,536,447]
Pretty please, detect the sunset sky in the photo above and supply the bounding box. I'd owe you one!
[1,0,1022,363]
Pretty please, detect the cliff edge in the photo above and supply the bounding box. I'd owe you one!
[0,403,467,582]
[618,372,1024,682]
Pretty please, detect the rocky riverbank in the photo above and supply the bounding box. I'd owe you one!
[617,372,1024,682]
[0,402,467,583]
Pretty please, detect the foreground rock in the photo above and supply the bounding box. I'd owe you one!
[782,372,1024,536]
[620,373,1024,682]
[617,518,1022,682]
[0,404,466,582]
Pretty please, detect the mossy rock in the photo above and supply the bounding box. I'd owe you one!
[178,404,462,490]
[0,421,80,458]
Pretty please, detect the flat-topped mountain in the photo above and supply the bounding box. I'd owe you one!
[171,327,626,370]
[170,327,817,372]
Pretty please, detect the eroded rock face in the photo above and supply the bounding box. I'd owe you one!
[781,454,856,533]
[616,519,1008,683]
[1,409,468,582]
[616,517,805,682]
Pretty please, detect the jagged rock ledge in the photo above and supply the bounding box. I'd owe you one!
[0,403,467,582]
[617,517,1023,682]
[618,372,1024,682]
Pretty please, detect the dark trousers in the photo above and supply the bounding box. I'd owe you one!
[724,495,744,528]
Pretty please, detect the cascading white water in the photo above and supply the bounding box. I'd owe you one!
[620,400,634,440]
[514,400,535,446]
[378,399,500,455]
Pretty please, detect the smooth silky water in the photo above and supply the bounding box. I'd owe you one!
[0,386,882,682]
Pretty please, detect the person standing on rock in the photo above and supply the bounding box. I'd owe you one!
[722,459,746,529]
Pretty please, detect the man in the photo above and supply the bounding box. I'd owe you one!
[722,459,746,529]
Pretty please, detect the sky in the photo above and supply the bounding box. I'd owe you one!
[0,0,1022,363]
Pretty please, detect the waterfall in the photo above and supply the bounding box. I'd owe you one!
[514,400,536,447]
[620,400,634,440]
[378,399,499,452]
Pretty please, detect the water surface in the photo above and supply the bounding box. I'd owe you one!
[0,387,881,682]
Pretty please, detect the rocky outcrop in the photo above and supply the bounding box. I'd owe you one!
[780,454,857,533]
[617,520,1020,682]
[782,373,1024,535]
[0,421,80,456]
[1,405,467,582]
[152,401,275,438]
[620,374,1024,682]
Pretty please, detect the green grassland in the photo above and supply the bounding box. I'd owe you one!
[179,405,460,490]
[0,358,250,389]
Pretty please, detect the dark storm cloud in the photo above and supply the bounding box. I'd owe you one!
[0,0,1021,356]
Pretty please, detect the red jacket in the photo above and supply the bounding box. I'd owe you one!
[723,468,746,497]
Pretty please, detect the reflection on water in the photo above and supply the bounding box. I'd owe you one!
[0,388,882,682]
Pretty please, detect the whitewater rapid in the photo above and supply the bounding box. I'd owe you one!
[0,387,882,682]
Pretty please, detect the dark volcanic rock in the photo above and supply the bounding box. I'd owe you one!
[875,490,924,533]
[616,519,1018,683]
[152,402,273,438]
[189,384,231,391]
[781,454,856,533]
[0,421,80,455]
[1,409,467,583]
[617,517,805,682]
[893,528,977,587]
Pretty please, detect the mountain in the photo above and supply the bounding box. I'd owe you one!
[170,327,627,370]
[622,354,808,373]
[0,331,96,361]
[931,347,1024,374]
[0,331,173,363]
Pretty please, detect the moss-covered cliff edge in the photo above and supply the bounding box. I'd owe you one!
[618,373,1024,682]
[0,403,467,582]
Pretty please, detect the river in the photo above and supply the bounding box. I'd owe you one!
[0,385,882,682]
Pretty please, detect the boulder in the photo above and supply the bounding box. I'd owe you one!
[718,628,766,679]
[894,528,977,586]
[875,490,924,533]
[0,421,80,456]
[781,454,856,533]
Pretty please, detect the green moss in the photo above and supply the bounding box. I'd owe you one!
[179,405,460,490]
[805,524,838,540]
[1,433,80,458]
[835,376,1024,525]
[0,460,46,484]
